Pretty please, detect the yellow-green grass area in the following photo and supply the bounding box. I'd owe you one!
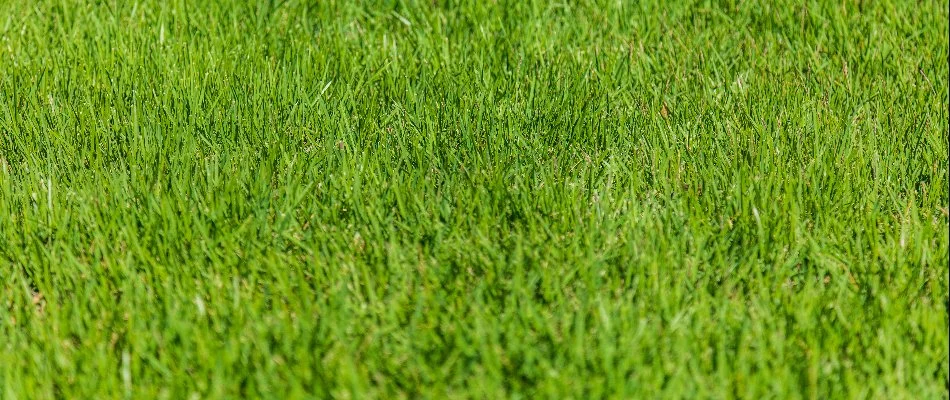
[0,1,947,398]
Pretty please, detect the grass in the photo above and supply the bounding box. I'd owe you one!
[0,0,947,398]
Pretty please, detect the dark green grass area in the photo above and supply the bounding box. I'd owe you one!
[1,0,948,398]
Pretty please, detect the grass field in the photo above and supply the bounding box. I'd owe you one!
[0,0,947,398]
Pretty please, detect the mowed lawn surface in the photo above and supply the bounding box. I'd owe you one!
[0,0,947,398]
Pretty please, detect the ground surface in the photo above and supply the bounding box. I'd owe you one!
[0,0,948,398]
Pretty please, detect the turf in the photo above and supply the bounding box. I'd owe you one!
[0,0,947,398]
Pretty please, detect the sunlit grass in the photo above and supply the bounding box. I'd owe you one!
[0,0,947,398]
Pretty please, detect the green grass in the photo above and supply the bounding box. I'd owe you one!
[0,0,947,398]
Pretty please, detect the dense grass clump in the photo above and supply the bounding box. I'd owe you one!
[0,0,947,398]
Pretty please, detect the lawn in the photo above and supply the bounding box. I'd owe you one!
[0,0,947,398]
